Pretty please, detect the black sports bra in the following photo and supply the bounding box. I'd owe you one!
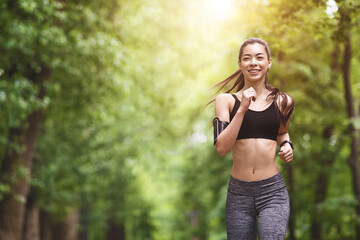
[229,94,281,141]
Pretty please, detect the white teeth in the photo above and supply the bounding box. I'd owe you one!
[249,70,259,73]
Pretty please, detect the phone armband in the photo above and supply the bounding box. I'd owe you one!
[213,117,229,145]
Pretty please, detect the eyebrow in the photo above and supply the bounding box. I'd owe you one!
[242,53,265,57]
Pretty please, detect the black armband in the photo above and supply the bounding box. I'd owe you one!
[280,140,294,150]
[213,117,229,145]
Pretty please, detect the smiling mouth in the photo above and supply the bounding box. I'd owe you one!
[248,69,260,73]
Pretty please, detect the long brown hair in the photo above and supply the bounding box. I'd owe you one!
[209,38,294,124]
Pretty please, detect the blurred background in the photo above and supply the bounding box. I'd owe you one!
[1,0,360,239]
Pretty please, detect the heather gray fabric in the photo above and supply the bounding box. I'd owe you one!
[225,173,290,240]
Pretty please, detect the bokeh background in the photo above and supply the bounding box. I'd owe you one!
[1,0,360,239]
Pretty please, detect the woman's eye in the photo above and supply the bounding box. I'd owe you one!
[257,57,264,60]
[243,58,250,61]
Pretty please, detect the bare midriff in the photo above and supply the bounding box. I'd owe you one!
[231,138,279,181]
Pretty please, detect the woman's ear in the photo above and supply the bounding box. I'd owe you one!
[268,58,272,69]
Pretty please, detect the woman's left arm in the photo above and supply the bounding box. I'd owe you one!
[277,132,293,163]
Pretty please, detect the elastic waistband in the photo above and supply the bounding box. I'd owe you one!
[228,172,286,197]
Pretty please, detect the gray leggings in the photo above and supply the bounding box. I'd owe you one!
[225,173,290,240]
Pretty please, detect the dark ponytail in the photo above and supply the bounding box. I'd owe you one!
[211,69,244,95]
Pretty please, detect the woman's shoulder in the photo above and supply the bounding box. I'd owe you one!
[215,93,235,102]
[214,93,238,112]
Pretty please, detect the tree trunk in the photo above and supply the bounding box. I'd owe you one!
[23,189,40,240]
[79,202,89,240]
[0,229,16,240]
[342,33,360,238]
[40,211,53,240]
[23,203,40,240]
[0,110,42,240]
[106,219,125,240]
[0,68,49,240]
[53,210,79,240]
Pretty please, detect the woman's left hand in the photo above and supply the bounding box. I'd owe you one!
[278,143,293,163]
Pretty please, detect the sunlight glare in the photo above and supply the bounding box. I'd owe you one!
[326,0,338,18]
[203,0,234,22]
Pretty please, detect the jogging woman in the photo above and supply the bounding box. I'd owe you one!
[212,38,294,239]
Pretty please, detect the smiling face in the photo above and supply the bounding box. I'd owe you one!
[238,43,272,83]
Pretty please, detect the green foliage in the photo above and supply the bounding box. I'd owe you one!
[2,0,360,239]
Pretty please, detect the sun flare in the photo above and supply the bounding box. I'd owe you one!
[202,0,234,22]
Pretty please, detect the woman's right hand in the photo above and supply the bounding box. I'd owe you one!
[239,87,256,112]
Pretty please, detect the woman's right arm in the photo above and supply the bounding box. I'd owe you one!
[214,88,256,156]
[214,94,246,156]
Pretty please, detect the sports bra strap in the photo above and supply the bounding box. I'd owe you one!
[230,94,240,120]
